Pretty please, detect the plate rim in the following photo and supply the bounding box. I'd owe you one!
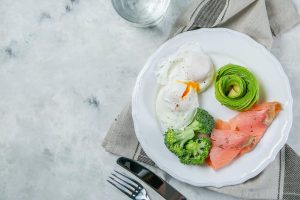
[132,28,293,187]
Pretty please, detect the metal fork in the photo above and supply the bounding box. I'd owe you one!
[107,170,151,200]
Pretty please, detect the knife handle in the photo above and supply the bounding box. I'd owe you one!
[117,157,187,200]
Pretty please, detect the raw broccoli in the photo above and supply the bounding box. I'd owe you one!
[164,128,195,156]
[193,108,215,135]
[179,138,211,165]
[164,108,214,165]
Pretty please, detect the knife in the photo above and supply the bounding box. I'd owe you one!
[117,157,187,200]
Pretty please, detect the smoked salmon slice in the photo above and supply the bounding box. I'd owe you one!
[208,102,281,170]
[211,129,251,149]
[215,119,231,130]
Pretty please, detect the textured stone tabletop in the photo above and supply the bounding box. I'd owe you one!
[0,0,300,199]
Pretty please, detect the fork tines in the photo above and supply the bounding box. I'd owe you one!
[107,170,142,198]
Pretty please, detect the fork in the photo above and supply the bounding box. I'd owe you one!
[107,170,151,200]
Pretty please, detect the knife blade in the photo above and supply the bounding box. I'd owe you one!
[117,157,187,200]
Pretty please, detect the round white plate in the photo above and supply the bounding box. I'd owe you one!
[132,28,293,187]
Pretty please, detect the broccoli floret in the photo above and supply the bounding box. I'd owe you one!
[193,108,215,135]
[164,128,195,151]
[164,108,214,165]
[168,143,184,157]
[179,138,211,165]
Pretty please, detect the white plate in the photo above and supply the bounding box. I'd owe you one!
[132,28,293,187]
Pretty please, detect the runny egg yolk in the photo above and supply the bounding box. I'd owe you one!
[177,80,201,99]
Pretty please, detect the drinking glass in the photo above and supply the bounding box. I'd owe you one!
[111,0,170,27]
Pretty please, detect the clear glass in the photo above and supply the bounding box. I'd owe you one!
[111,0,170,27]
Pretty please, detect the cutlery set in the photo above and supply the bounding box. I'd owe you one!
[107,157,186,200]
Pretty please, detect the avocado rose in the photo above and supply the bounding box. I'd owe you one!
[214,64,259,111]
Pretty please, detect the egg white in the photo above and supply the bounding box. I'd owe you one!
[155,44,214,130]
[156,81,199,130]
[156,44,214,92]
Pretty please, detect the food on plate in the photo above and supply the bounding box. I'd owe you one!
[156,44,214,92]
[215,64,259,111]
[228,101,282,155]
[207,101,281,170]
[156,44,214,129]
[164,108,214,165]
[155,45,282,169]
[156,82,199,129]
[208,129,253,170]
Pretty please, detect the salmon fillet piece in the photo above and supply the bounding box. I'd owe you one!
[208,102,281,170]
[211,129,251,149]
[230,102,281,155]
[215,119,231,130]
[207,147,241,170]
[209,129,252,169]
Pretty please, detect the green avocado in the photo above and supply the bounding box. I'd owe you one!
[214,64,259,111]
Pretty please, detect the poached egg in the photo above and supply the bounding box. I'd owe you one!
[156,44,214,92]
[156,81,199,129]
[156,44,214,130]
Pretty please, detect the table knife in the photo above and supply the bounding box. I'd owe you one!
[117,157,187,200]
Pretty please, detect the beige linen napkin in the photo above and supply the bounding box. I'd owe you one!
[171,0,300,48]
[103,1,300,199]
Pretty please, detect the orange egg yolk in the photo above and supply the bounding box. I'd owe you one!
[177,81,200,99]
